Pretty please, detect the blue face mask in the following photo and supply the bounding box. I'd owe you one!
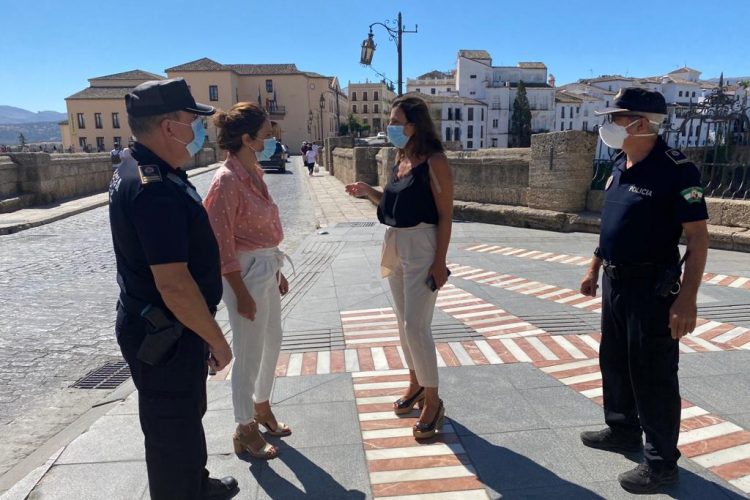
[387,125,410,148]
[172,118,206,157]
[255,137,277,161]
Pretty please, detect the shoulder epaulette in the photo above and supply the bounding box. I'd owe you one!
[665,149,692,166]
[137,164,163,184]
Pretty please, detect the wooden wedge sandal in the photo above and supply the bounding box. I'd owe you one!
[232,421,278,459]
[413,400,445,440]
[393,386,425,415]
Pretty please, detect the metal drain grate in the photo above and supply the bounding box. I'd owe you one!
[335,221,376,228]
[432,322,483,342]
[71,360,131,390]
[517,311,601,335]
[698,303,750,325]
[282,328,346,353]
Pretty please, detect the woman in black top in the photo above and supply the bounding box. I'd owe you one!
[345,95,454,439]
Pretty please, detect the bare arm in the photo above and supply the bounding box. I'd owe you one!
[151,262,228,349]
[428,153,454,288]
[345,182,383,203]
[669,220,709,339]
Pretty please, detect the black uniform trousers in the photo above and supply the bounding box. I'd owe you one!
[116,305,209,500]
[600,273,681,470]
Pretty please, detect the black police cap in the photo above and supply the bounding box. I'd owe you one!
[595,87,667,116]
[125,78,215,117]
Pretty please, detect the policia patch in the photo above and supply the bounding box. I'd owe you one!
[681,186,704,204]
[138,165,163,184]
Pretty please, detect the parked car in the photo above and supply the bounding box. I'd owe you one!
[259,141,288,172]
[376,131,387,139]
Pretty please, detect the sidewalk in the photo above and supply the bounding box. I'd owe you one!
[0,164,220,235]
[2,162,750,499]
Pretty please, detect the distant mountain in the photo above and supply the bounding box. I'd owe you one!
[0,122,62,145]
[0,106,66,125]
[706,76,750,85]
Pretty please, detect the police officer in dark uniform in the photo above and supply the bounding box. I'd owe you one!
[109,78,238,499]
[579,88,709,494]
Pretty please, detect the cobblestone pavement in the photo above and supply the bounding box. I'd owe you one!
[0,159,316,475]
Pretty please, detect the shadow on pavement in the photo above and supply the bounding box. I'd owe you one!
[451,418,746,499]
[242,444,367,499]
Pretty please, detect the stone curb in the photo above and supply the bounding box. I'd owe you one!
[453,201,750,253]
[0,164,220,236]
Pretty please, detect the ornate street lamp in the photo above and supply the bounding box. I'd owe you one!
[359,12,417,96]
[319,93,326,142]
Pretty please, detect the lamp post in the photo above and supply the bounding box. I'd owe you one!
[319,93,325,142]
[307,110,313,137]
[359,12,417,96]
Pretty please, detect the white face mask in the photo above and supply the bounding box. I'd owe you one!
[598,118,654,149]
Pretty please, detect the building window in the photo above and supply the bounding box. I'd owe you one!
[584,108,589,117]
[447,88,451,92]
[470,91,476,95]
[352,92,357,101]
[373,118,381,131]
[265,79,273,93]
[209,85,219,101]
[467,140,473,148]
[446,127,452,141]
[561,107,565,118]
[112,112,120,129]
[480,141,483,148]
[455,108,462,120]
[560,122,564,131]
[679,91,683,97]
[454,127,461,140]
[492,119,499,128]
[113,136,122,147]
[605,101,609,107]
[568,121,573,130]
[363,92,368,101]
[363,104,368,114]
[470,75,477,79]
[374,104,379,113]
[363,118,368,124]
[94,113,102,129]
[468,125,474,139]
[431,88,436,95]
[481,125,484,136]
[468,108,474,121]
[78,137,87,149]
[491,138,498,147]
[76,113,86,129]
[576,107,580,115]
[352,104,357,113]
[692,91,696,97]
[96,137,105,151]
[374,91,379,101]
[481,108,484,121]
[582,121,588,131]
[448,108,453,120]
[416,88,421,93]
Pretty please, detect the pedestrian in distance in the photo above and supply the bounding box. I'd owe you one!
[109,78,238,500]
[203,102,292,461]
[305,143,318,176]
[345,95,454,439]
[579,88,709,494]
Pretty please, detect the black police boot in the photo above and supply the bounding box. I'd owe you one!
[202,476,239,500]
[618,462,678,493]
[580,427,642,453]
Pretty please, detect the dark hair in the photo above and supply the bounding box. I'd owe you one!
[213,102,268,153]
[392,95,444,159]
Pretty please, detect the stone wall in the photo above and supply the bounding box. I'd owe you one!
[528,131,598,212]
[449,149,529,206]
[332,147,381,187]
[0,148,217,213]
[331,148,355,186]
[323,136,355,174]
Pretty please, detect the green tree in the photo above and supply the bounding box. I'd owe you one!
[18,133,27,149]
[510,81,532,147]
[347,113,368,137]
[338,123,350,136]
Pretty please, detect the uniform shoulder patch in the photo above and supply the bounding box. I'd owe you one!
[137,164,163,184]
[680,186,704,203]
[665,149,692,165]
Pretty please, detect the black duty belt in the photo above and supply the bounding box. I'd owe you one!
[602,261,660,281]
[117,295,216,319]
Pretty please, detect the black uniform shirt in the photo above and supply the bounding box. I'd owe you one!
[599,138,708,265]
[108,143,222,311]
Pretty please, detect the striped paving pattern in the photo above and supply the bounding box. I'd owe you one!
[448,262,740,352]
[353,369,490,499]
[341,307,401,348]
[464,243,750,290]
[540,359,750,495]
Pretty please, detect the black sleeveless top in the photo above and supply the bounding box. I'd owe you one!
[377,160,439,227]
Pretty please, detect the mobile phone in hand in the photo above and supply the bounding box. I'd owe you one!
[425,268,452,292]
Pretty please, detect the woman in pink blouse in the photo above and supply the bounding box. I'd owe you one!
[204,103,290,460]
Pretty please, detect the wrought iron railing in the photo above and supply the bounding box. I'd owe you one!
[590,159,615,190]
[699,163,750,200]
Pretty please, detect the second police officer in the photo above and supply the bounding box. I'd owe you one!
[579,88,709,494]
[109,78,238,499]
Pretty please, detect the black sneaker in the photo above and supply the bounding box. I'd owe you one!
[202,476,239,500]
[580,427,642,453]
[618,462,678,493]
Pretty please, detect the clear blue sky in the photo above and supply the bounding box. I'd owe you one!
[2,0,748,112]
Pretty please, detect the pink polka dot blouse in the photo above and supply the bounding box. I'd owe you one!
[203,154,283,275]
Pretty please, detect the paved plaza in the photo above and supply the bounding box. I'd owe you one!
[2,158,750,499]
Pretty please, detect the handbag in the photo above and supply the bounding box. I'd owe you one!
[313,165,319,173]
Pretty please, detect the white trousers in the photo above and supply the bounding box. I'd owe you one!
[223,248,284,425]
[385,225,439,387]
